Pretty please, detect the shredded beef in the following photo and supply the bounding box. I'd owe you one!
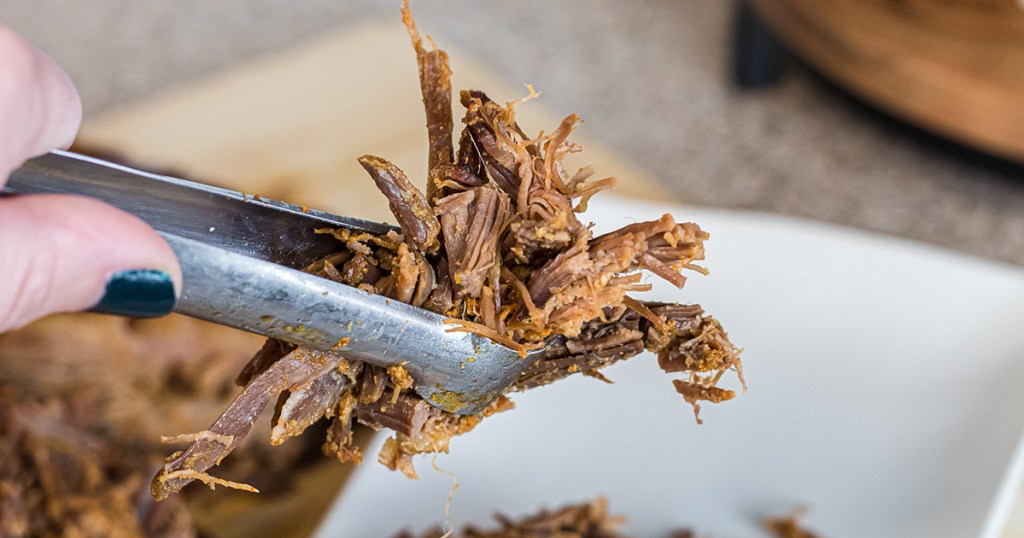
[395,499,824,538]
[153,0,743,498]
[152,349,345,500]
[394,497,629,538]
[0,388,194,538]
[0,312,325,536]
[764,509,822,538]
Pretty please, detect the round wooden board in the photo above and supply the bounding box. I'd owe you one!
[751,0,1024,162]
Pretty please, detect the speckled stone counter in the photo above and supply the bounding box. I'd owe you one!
[3,0,1023,264]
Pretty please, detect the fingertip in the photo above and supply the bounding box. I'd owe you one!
[29,35,82,154]
[52,194,184,302]
[0,23,82,177]
[44,60,82,152]
[0,194,182,331]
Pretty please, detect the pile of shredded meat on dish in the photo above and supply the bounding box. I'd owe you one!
[152,1,743,500]
[394,497,628,538]
[392,498,822,538]
[0,312,325,538]
[0,387,193,537]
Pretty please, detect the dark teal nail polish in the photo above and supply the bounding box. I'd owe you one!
[92,269,176,318]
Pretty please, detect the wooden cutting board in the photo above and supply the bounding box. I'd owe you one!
[751,0,1024,162]
[76,20,670,538]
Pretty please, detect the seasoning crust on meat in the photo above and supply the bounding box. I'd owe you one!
[152,1,743,499]
[764,509,822,538]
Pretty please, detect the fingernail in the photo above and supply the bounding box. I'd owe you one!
[92,269,176,318]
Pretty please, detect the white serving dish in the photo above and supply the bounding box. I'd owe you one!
[317,196,1024,538]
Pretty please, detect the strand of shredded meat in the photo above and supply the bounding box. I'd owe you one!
[153,0,743,497]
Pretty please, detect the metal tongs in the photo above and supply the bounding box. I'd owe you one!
[4,151,540,414]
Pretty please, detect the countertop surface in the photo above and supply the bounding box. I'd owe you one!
[3,0,1023,265]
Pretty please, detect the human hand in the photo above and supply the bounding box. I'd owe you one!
[0,23,181,332]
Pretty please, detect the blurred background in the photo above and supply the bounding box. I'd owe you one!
[3,2,1024,537]
[3,0,1024,264]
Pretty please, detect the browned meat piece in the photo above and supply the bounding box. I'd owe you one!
[379,242,425,304]
[152,349,344,500]
[341,252,383,287]
[672,380,735,425]
[302,251,353,283]
[436,163,487,192]
[323,393,362,464]
[511,214,706,341]
[378,395,515,479]
[649,304,740,375]
[455,126,485,179]
[460,90,522,196]
[411,250,437,307]
[513,309,645,391]
[423,258,455,314]
[359,155,441,254]
[236,337,294,387]
[436,187,511,299]
[564,326,644,356]
[540,114,580,191]
[354,394,437,438]
[639,302,743,423]
[358,365,388,405]
[764,509,822,538]
[504,208,579,264]
[401,0,454,203]
[271,364,358,446]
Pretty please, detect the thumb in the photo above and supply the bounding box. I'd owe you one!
[0,193,182,332]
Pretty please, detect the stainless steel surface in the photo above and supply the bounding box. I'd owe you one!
[3,151,536,414]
